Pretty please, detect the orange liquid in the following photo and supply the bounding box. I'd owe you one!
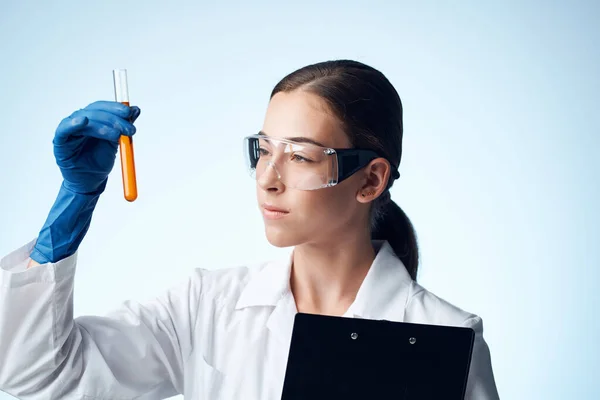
[119,101,138,202]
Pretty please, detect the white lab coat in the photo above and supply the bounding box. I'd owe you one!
[0,239,500,399]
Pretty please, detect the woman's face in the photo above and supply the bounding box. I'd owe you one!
[256,90,373,248]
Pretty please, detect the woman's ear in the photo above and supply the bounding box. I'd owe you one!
[356,158,391,203]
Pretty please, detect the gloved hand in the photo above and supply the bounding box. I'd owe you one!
[55,101,141,194]
[30,101,141,264]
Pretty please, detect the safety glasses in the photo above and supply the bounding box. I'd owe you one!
[243,134,399,191]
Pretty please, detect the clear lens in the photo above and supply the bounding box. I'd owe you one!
[244,135,339,190]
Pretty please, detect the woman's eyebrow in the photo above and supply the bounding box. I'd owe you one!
[258,131,327,147]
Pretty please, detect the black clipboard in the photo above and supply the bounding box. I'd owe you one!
[281,313,475,400]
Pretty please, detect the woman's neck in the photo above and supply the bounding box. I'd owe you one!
[290,234,376,316]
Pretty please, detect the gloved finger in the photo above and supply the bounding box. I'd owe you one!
[71,109,136,137]
[54,115,90,145]
[129,106,141,123]
[83,100,133,119]
[86,101,141,123]
[73,120,123,143]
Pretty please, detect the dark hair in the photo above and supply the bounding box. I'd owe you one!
[271,60,419,280]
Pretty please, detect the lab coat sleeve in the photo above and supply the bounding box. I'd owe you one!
[0,238,200,400]
[463,316,501,400]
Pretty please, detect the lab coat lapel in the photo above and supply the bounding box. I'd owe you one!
[266,290,297,344]
[230,256,296,399]
[235,253,297,344]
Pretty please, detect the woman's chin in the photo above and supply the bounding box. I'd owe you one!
[264,227,302,248]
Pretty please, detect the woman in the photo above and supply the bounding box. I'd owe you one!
[0,60,499,399]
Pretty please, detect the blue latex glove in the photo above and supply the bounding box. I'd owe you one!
[55,101,141,194]
[30,101,141,264]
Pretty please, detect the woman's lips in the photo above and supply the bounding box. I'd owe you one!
[261,204,289,220]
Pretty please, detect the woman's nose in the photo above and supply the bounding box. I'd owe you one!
[257,161,284,191]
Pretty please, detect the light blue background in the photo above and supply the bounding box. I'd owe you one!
[1,1,598,399]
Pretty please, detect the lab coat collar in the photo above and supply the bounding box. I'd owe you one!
[235,240,413,323]
[236,255,294,309]
[346,240,413,322]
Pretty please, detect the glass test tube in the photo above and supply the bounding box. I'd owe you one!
[113,69,138,202]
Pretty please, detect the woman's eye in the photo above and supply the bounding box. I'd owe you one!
[258,147,270,156]
[290,153,312,163]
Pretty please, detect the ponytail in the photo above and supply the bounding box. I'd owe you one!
[371,195,419,281]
